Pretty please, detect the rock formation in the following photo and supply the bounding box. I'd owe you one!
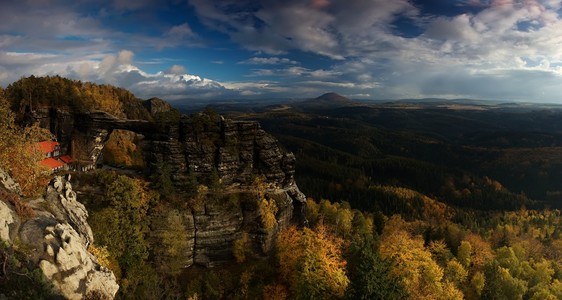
[0,172,119,299]
[146,112,306,266]
[31,106,307,267]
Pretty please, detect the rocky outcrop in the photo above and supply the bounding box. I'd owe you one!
[44,175,94,246]
[149,113,300,190]
[192,202,243,267]
[38,223,117,299]
[142,97,173,115]
[0,172,119,299]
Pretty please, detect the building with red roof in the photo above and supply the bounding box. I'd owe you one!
[37,140,75,172]
[40,157,65,172]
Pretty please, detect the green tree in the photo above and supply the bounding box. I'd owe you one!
[305,198,320,226]
[89,173,157,297]
[150,160,175,198]
[233,232,251,263]
[346,236,406,300]
[483,260,528,300]
[444,259,468,286]
[149,206,191,275]
[259,198,278,232]
[379,216,463,299]
[470,271,485,297]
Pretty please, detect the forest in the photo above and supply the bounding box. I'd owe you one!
[2,77,562,299]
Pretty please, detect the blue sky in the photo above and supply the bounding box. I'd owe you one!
[2,0,562,102]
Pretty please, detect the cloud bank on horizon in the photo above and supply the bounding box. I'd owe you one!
[1,0,562,102]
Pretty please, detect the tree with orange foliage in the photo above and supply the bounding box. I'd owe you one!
[0,90,52,196]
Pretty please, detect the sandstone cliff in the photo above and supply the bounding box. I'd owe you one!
[31,106,307,267]
[0,170,119,299]
[146,111,306,266]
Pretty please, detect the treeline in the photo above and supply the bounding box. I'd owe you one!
[5,75,152,120]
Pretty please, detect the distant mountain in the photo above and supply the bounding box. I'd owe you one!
[298,92,358,108]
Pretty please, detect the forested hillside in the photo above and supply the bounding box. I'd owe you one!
[5,75,152,120]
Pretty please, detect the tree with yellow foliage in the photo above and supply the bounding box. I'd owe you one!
[276,224,349,299]
[259,198,278,232]
[253,175,279,232]
[379,216,463,299]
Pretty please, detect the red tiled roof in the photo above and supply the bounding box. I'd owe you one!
[59,155,74,164]
[37,141,60,154]
[40,158,64,170]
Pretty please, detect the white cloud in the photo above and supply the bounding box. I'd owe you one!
[190,0,417,60]
[3,0,562,102]
[425,14,480,43]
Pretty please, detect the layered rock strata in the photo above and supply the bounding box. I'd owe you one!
[146,113,306,266]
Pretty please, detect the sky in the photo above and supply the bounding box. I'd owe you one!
[2,0,562,103]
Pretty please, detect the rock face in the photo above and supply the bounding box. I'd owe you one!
[45,175,94,246]
[33,108,157,166]
[154,113,299,188]
[146,112,307,266]
[0,172,119,299]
